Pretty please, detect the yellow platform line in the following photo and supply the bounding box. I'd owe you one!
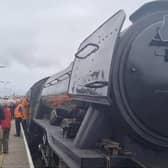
[0,154,4,168]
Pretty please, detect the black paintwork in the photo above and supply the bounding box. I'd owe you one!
[27,1,168,168]
[68,10,126,105]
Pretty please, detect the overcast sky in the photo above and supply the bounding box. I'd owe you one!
[0,0,151,96]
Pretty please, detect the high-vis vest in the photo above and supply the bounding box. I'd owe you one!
[14,104,24,119]
[22,98,29,120]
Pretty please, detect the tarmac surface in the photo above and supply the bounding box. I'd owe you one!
[0,120,29,168]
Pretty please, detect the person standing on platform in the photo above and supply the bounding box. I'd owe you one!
[0,105,4,154]
[1,104,11,153]
[14,102,23,137]
[21,97,29,134]
[9,102,15,119]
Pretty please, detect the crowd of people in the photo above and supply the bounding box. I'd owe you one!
[0,97,29,154]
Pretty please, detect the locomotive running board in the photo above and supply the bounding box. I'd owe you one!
[69,10,126,105]
[34,119,144,168]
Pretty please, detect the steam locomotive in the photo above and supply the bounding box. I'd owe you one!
[27,1,168,167]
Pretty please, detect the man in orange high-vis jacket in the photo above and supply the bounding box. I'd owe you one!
[14,103,24,137]
[22,97,29,119]
[21,97,29,134]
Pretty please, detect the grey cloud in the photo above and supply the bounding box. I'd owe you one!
[0,0,151,95]
[0,0,150,69]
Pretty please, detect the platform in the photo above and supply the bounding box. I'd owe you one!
[0,120,33,168]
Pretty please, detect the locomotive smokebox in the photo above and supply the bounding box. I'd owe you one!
[113,0,168,148]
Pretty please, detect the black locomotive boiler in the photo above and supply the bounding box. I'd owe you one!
[27,1,168,167]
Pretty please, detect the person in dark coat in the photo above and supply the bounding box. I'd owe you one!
[0,105,4,154]
[0,105,4,120]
